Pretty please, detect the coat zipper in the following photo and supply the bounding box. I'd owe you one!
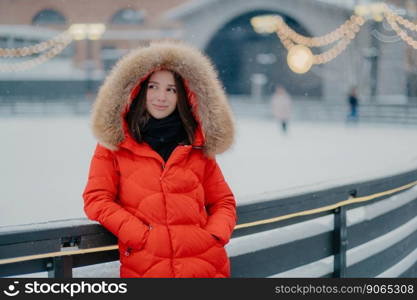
[158,150,176,276]
[157,145,191,276]
[159,145,186,178]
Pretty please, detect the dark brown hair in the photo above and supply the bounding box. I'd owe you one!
[125,71,197,144]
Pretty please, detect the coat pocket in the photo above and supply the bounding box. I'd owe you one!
[119,224,152,257]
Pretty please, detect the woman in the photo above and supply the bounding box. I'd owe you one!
[82,41,237,278]
[347,86,359,122]
[271,85,292,133]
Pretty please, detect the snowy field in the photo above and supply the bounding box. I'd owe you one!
[1,115,417,228]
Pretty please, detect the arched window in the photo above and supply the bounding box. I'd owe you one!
[111,9,144,25]
[32,9,66,25]
[0,36,8,48]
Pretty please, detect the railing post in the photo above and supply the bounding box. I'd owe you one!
[333,206,347,277]
[48,256,73,278]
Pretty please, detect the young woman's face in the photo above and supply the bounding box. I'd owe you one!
[146,70,178,119]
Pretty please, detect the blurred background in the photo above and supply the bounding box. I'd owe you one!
[2,0,417,103]
[2,0,417,227]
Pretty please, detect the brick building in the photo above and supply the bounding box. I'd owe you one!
[0,0,188,76]
[0,0,415,102]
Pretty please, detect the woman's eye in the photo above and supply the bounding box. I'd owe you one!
[168,88,176,93]
[148,84,156,89]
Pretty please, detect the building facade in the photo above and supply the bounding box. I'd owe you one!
[0,0,414,103]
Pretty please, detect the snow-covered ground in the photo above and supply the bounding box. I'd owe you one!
[1,115,417,227]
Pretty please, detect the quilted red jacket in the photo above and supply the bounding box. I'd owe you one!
[83,41,236,278]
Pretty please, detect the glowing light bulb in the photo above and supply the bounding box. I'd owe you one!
[250,15,281,34]
[287,45,314,74]
[87,24,106,40]
[69,24,88,40]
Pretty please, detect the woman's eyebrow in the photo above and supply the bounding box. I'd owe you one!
[148,81,175,87]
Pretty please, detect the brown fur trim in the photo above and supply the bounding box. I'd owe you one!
[91,40,235,156]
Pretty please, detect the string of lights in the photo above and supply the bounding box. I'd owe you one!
[274,16,361,72]
[275,18,361,65]
[313,38,352,64]
[0,31,72,58]
[0,23,105,72]
[0,35,72,72]
[252,2,417,73]
[385,8,417,50]
[275,15,365,48]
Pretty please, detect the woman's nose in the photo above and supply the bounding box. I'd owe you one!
[155,90,167,101]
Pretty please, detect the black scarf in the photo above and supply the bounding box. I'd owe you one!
[142,109,188,162]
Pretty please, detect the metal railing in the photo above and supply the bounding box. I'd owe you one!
[2,96,417,126]
[0,97,93,116]
[1,168,417,278]
[230,97,417,125]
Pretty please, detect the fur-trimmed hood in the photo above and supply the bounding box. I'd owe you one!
[91,40,235,156]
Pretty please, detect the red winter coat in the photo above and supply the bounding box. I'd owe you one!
[83,41,236,278]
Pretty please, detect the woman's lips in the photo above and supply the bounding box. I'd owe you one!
[152,104,168,110]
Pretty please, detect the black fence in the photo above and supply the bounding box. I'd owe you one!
[230,97,417,125]
[0,80,101,99]
[2,95,417,127]
[0,80,101,116]
[0,97,93,116]
[1,168,417,278]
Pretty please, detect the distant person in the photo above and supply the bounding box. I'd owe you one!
[82,41,236,278]
[347,87,359,123]
[271,85,292,133]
